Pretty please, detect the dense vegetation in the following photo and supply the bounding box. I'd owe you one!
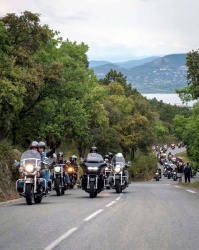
[0,11,198,199]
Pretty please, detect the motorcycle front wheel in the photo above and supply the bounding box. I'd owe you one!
[89,182,95,198]
[25,184,33,205]
[54,178,61,196]
[115,180,122,193]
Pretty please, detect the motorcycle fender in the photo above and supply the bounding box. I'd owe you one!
[25,178,33,184]
[115,175,121,180]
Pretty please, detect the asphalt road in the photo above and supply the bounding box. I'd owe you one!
[1,146,199,250]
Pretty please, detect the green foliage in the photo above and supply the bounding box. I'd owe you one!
[173,115,187,140]
[176,49,199,101]
[128,150,157,180]
[182,103,199,164]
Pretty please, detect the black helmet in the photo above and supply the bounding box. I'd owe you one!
[30,141,39,149]
[104,154,109,160]
[90,146,98,153]
[57,151,63,158]
[38,141,46,149]
[107,152,113,158]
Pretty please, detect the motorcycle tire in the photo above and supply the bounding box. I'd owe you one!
[89,182,95,198]
[25,184,33,205]
[61,187,65,195]
[115,180,122,193]
[54,178,61,196]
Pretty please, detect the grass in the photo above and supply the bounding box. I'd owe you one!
[180,181,199,190]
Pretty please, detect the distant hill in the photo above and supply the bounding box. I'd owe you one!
[89,60,111,68]
[114,56,160,68]
[90,54,188,93]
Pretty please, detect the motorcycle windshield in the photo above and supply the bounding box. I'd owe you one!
[20,150,41,172]
[86,153,104,163]
[21,150,41,160]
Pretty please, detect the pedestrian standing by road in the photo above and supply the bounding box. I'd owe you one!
[177,160,184,183]
[184,162,191,183]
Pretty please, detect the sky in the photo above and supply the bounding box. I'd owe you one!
[0,0,199,62]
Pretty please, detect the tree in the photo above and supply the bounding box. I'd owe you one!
[176,49,199,102]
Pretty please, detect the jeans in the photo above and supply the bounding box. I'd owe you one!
[50,172,71,184]
[40,169,51,188]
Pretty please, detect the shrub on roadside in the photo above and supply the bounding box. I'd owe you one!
[129,150,157,181]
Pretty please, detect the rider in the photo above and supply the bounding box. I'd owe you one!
[67,155,79,185]
[16,141,40,192]
[38,141,52,191]
[50,151,71,188]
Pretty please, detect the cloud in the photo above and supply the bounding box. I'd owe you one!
[1,0,199,60]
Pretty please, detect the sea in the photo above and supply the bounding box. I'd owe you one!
[142,93,197,107]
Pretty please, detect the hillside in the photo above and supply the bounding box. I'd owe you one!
[90,54,188,93]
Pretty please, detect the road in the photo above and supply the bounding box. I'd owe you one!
[1,146,199,250]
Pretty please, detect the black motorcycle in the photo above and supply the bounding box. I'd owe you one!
[52,163,66,196]
[65,161,78,188]
[16,150,49,205]
[104,162,112,189]
[80,153,106,198]
[172,170,177,181]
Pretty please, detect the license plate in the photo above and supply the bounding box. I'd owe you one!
[90,178,95,181]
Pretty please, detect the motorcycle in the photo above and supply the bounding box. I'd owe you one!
[191,169,196,178]
[171,143,175,149]
[167,169,173,179]
[52,163,66,196]
[109,153,130,193]
[104,160,112,189]
[65,161,78,188]
[80,153,106,198]
[154,170,160,181]
[172,170,177,181]
[16,150,49,205]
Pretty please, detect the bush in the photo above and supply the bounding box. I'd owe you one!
[129,150,157,181]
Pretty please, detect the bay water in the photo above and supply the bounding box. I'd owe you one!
[142,93,197,107]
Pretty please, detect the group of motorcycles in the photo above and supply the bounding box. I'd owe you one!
[80,152,131,198]
[15,150,131,205]
[154,145,195,182]
[15,150,79,205]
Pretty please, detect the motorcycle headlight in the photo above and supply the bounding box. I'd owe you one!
[68,167,73,173]
[173,172,176,174]
[105,167,109,171]
[88,167,98,171]
[25,164,34,173]
[55,166,61,173]
[114,166,121,173]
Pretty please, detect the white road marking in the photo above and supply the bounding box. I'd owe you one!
[166,184,171,185]
[174,186,180,188]
[105,201,116,207]
[186,189,196,194]
[84,209,103,221]
[116,197,121,201]
[43,227,78,250]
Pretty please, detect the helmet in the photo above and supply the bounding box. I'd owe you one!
[57,151,63,158]
[38,141,46,149]
[104,154,109,160]
[90,146,98,153]
[107,152,113,158]
[30,141,39,149]
[70,155,77,162]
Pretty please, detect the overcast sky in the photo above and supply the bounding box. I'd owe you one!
[1,0,199,62]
